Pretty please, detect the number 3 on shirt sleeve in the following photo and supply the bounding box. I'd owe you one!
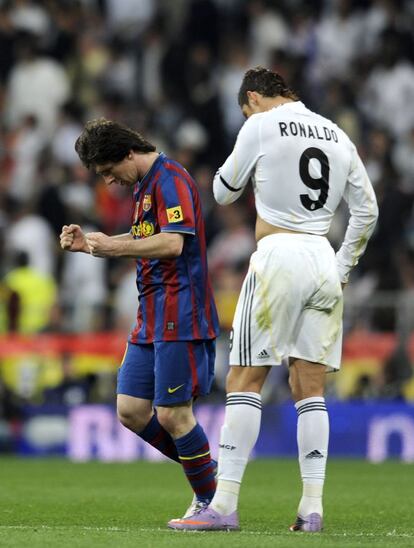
[299,147,330,211]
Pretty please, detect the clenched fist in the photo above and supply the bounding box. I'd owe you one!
[85,232,118,257]
[60,224,89,253]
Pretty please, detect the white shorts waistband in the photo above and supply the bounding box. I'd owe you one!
[256,232,329,252]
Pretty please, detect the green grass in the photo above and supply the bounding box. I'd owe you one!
[0,458,413,547]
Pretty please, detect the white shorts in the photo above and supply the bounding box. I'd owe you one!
[229,233,343,371]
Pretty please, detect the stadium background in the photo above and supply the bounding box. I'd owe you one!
[0,0,413,463]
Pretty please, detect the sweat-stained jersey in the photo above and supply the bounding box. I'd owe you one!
[213,101,379,283]
[129,153,219,343]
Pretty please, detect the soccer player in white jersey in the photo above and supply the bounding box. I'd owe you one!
[169,67,379,533]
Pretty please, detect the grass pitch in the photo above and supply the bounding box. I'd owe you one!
[0,458,412,547]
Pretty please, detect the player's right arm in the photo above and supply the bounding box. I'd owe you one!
[60,225,132,253]
[213,114,262,205]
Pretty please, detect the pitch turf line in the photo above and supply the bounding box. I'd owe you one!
[0,459,413,546]
[0,525,412,539]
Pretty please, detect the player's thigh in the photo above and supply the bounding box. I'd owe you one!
[153,339,216,407]
[229,245,308,367]
[291,267,343,372]
[116,341,155,400]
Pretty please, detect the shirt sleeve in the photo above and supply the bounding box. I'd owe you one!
[213,114,262,205]
[336,145,379,283]
[155,173,196,236]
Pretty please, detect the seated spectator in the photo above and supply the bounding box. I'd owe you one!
[43,353,94,407]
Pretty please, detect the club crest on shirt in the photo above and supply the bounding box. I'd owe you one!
[143,194,152,211]
[166,205,183,223]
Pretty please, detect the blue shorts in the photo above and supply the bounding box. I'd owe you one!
[117,339,216,406]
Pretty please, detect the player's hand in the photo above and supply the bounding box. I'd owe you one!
[60,224,89,253]
[85,232,117,257]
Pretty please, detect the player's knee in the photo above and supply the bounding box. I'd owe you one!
[156,407,175,432]
[156,405,195,437]
[157,406,187,434]
[117,403,151,433]
[225,367,267,393]
[288,375,325,402]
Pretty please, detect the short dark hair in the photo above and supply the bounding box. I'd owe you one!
[238,66,298,107]
[75,118,156,168]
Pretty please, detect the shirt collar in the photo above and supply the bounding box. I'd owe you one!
[134,152,164,195]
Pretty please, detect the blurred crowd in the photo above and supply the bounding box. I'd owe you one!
[0,0,413,411]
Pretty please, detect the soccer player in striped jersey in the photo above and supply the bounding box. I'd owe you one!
[170,67,379,532]
[59,119,219,523]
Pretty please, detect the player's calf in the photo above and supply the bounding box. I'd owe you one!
[117,396,180,462]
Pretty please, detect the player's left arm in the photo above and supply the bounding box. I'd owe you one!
[336,146,379,284]
[213,114,262,205]
[85,231,184,259]
[154,166,197,241]
[86,167,198,259]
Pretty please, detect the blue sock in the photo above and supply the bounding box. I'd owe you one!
[139,415,180,463]
[174,423,216,503]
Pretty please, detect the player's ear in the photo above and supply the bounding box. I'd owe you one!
[247,91,260,106]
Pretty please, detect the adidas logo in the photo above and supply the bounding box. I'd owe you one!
[305,450,324,459]
[256,349,270,359]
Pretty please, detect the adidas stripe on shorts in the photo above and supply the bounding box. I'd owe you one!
[229,233,343,371]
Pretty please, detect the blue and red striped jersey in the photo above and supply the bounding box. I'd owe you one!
[129,153,219,343]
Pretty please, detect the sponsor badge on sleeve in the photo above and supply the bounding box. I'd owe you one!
[166,205,184,223]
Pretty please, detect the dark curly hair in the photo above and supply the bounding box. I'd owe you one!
[75,118,156,169]
[238,66,299,107]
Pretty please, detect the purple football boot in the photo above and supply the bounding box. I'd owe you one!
[289,513,323,532]
[168,507,239,531]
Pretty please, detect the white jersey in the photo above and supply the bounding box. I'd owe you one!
[213,101,379,283]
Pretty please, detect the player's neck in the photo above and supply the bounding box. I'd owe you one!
[136,151,160,180]
[261,96,295,112]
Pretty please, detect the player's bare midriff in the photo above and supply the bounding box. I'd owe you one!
[255,215,310,242]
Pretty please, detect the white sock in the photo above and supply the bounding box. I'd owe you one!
[211,392,262,515]
[295,397,329,517]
